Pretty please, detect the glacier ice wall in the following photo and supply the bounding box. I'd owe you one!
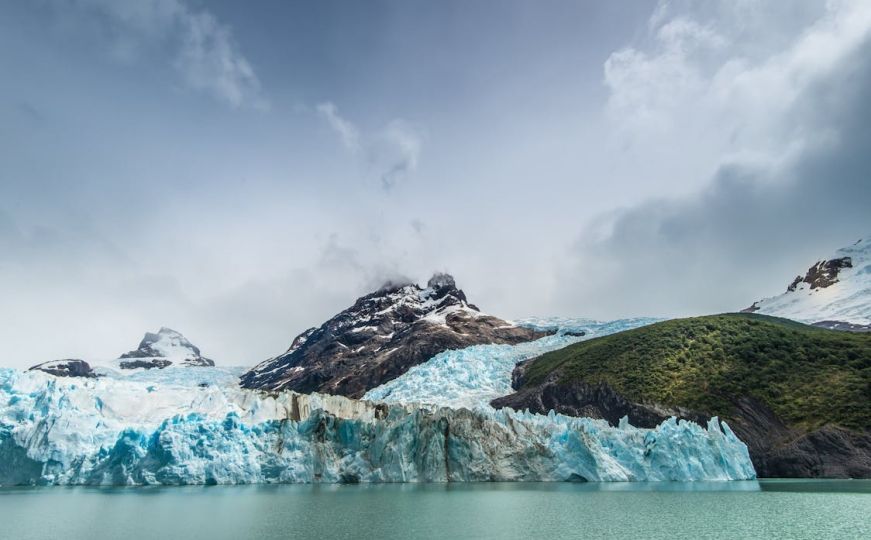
[365,317,660,409]
[0,365,754,486]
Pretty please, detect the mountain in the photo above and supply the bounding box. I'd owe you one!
[117,327,215,369]
[492,314,871,478]
[743,236,871,328]
[0,366,754,485]
[240,273,549,398]
[28,359,95,378]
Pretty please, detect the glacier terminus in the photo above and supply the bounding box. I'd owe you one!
[0,319,756,486]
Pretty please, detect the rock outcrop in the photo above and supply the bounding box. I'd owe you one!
[811,320,871,332]
[28,359,95,378]
[240,273,549,398]
[788,257,853,291]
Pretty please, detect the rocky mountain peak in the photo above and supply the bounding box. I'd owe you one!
[427,272,455,291]
[240,273,549,397]
[117,327,215,369]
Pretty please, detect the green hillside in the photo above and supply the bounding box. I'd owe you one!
[520,313,871,431]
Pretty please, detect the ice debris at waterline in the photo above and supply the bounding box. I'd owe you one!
[365,317,661,409]
[0,367,755,486]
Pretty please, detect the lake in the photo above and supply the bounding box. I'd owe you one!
[1,480,869,539]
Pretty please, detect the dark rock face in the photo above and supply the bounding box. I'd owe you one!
[28,359,95,378]
[493,371,708,431]
[812,320,871,332]
[118,359,174,370]
[240,273,550,398]
[492,376,871,479]
[788,257,852,291]
[118,327,215,369]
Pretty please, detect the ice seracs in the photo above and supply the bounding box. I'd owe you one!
[0,366,755,485]
[240,273,549,397]
[116,327,215,369]
[743,236,871,327]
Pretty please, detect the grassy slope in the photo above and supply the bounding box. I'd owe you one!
[521,313,870,431]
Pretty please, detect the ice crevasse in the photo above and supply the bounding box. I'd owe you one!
[0,366,755,486]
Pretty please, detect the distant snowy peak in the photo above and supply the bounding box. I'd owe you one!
[744,236,871,326]
[240,273,549,397]
[117,327,215,369]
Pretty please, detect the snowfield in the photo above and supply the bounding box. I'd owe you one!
[749,235,871,325]
[0,359,755,485]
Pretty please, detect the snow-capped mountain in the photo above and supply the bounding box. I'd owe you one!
[116,327,215,369]
[744,236,871,327]
[240,273,548,397]
[0,366,754,485]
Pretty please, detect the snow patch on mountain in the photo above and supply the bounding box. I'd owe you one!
[364,317,661,409]
[745,236,871,325]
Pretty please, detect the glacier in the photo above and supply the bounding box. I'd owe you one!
[364,317,661,409]
[0,359,755,486]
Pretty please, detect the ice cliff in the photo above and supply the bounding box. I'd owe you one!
[0,363,755,485]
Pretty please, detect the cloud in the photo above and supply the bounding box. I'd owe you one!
[316,101,423,191]
[57,0,266,109]
[173,9,265,109]
[316,102,360,152]
[561,0,871,318]
[602,0,871,178]
[371,120,422,191]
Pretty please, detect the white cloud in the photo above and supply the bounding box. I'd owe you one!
[174,10,265,109]
[603,0,871,170]
[59,0,266,109]
[316,102,423,191]
[371,120,422,190]
[316,102,361,152]
[560,0,871,319]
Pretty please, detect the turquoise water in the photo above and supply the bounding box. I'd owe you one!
[1,481,869,539]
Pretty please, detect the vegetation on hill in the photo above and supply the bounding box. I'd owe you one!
[520,314,870,431]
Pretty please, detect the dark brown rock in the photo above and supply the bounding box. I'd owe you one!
[803,257,853,289]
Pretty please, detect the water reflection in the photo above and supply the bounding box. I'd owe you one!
[4,479,871,497]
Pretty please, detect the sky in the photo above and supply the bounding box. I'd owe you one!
[1,0,870,368]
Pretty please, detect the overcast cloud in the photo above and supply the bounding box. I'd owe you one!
[0,0,868,368]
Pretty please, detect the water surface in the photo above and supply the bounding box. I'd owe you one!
[1,480,869,539]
